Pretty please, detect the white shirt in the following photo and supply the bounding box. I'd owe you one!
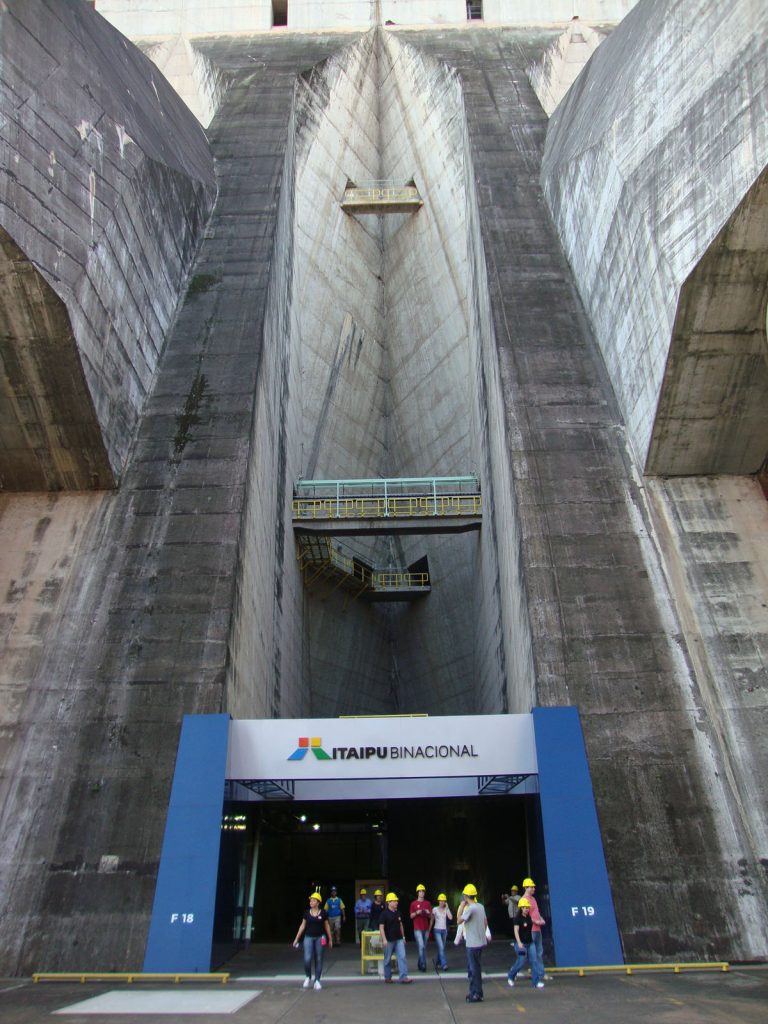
[432,905,453,929]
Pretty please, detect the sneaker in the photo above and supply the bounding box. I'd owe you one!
[535,982,545,989]
[507,978,515,987]
[384,978,392,983]
[400,977,413,984]
[313,980,322,991]
[302,978,311,989]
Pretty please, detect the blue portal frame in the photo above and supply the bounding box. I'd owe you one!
[143,714,230,972]
[145,708,623,970]
[532,706,624,966]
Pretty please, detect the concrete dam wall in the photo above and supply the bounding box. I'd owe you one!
[0,0,766,972]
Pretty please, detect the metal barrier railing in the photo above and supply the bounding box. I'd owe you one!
[293,476,482,521]
[343,180,421,204]
[297,535,430,592]
[374,571,430,589]
[293,494,482,520]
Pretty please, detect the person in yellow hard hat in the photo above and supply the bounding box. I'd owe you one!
[507,897,544,989]
[458,883,488,1002]
[292,892,333,991]
[522,879,546,975]
[378,893,413,984]
[354,887,372,944]
[502,885,521,940]
[409,884,432,972]
[324,886,345,946]
[369,888,385,932]
[431,892,453,970]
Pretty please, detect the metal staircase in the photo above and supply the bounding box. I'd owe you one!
[296,535,431,602]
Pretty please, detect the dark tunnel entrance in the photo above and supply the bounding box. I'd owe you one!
[213,795,539,965]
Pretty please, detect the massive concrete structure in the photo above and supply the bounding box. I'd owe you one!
[0,0,765,973]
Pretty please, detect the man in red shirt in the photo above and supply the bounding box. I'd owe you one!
[409,884,432,972]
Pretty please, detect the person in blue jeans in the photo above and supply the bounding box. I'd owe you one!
[378,893,413,984]
[431,893,453,970]
[292,892,333,991]
[409,884,432,971]
[458,883,487,1002]
[507,898,544,989]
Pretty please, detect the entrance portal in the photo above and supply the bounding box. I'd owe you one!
[214,795,531,951]
[143,710,623,973]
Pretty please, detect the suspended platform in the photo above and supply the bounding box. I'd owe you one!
[297,535,430,602]
[293,476,482,537]
[341,179,423,214]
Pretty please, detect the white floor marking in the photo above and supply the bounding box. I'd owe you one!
[53,989,261,1014]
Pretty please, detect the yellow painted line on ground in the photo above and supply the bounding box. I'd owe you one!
[547,962,729,976]
[32,972,230,984]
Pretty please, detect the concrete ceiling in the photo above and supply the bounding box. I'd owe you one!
[647,165,768,476]
[0,228,114,491]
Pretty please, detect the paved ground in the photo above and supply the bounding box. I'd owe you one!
[1,943,766,1023]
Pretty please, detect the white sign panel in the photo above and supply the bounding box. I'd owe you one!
[226,714,537,781]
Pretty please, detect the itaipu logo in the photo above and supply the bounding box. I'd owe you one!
[288,737,332,761]
[287,735,478,762]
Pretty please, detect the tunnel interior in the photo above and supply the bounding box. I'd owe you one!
[213,794,535,962]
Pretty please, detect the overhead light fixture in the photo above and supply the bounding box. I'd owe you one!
[312,823,320,831]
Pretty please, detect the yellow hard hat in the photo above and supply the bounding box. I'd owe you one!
[309,892,322,901]
[360,888,367,894]
[385,892,398,902]
[437,893,447,901]
[517,897,532,908]
[511,885,518,892]
[522,878,535,888]
[374,889,383,896]
[416,883,426,892]
[462,883,478,897]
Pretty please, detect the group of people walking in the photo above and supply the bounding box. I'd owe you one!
[376,885,454,984]
[292,877,547,1000]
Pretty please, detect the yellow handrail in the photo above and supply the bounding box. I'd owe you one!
[344,186,420,203]
[546,962,729,976]
[32,972,230,984]
[293,494,482,520]
[297,537,430,592]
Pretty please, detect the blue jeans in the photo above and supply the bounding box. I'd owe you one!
[302,935,324,980]
[433,928,447,968]
[508,942,543,986]
[413,928,428,969]
[384,938,409,981]
[466,946,483,999]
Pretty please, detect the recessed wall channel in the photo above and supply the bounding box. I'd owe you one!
[229,29,534,719]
